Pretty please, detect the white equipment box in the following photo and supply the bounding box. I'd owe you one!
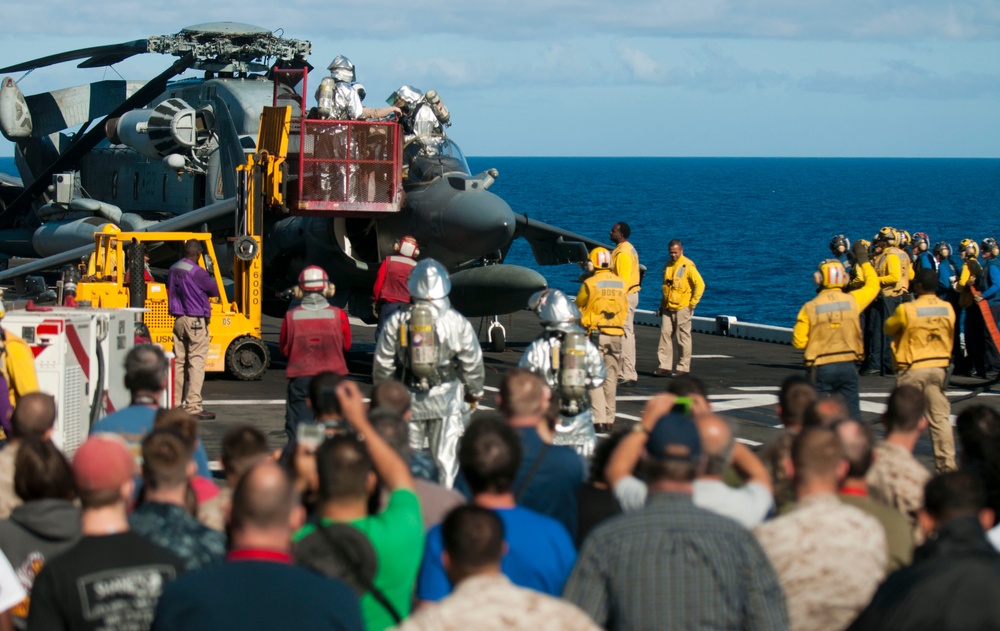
[3,308,136,456]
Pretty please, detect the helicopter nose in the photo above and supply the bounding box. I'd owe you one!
[442,189,516,259]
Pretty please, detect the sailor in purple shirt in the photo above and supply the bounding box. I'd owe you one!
[167,240,219,420]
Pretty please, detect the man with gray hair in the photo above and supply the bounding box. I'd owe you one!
[92,344,211,477]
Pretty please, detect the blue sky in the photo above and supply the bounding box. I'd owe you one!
[1,0,998,157]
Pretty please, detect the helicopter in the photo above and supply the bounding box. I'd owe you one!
[0,22,609,350]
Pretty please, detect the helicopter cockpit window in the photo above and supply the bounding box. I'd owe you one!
[403,136,470,184]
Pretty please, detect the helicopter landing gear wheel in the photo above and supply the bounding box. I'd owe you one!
[487,316,506,353]
[226,336,270,381]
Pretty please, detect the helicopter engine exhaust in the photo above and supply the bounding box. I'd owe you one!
[106,98,211,162]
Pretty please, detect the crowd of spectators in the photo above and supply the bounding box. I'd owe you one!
[1,344,1000,630]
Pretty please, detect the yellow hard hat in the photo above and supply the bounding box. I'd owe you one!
[877,226,897,245]
[814,259,848,289]
[589,247,612,270]
[960,238,979,258]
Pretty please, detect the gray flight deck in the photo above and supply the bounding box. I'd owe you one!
[198,309,1000,471]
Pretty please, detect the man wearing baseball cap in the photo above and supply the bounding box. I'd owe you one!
[564,399,787,630]
[27,434,186,631]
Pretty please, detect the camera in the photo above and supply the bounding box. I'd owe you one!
[296,422,324,450]
[670,397,693,416]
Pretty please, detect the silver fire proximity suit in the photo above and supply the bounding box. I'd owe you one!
[519,289,606,457]
[372,259,484,487]
[314,55,363,201]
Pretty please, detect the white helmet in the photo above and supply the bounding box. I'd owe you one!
[408,259,451,300]
[298,265,329,293]
[328,55,355,82]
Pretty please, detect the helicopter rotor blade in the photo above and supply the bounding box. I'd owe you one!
[0,40,150,74]
[0,53,195,231]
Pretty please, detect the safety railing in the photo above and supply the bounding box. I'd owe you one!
[296,119,403,215]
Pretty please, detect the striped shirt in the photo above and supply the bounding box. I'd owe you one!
[563,491,788,631]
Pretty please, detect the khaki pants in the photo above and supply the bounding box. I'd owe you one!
[591,334,622,427]
[658,308,693,372]
[898,367,955,473]
[620,293,639,381]
[173,316,209,413]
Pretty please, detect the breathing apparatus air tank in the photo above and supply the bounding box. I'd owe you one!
[558,330,589,415]
[407,302,438,391]
[424,90,451,127]
[315,77,336,118]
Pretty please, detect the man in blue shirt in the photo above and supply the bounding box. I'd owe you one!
[91,345,212,476]
[417,416,577,602]
[167,240,219,420]
[499,368,584,538]
[971,237,1000,377]
[153,460,363,631]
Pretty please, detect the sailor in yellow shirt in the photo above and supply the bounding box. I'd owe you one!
[864,227,911,376]
[792,241,879,422]
[884,268,956,473]
[575,247,627,433]
[610,222,641,387]
[0,295,40,439]
[655,240,705,377]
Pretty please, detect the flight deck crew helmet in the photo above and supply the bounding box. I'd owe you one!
[814,259,848,289]
[911,232,930,253]
[387,85,423,111]
[587,247,613,271]
[898,230,912,249]
[983,238,1000,257]
[960,239,979,258]
[408,259,451,300]
[933,242,951,258]
[394,236,420,259]
[829,234,851,256]
[328,55,355,82]
[298,266,332,293]
[876,226,897,245]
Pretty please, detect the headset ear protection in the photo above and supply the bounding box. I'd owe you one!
[291,283,336,300]
[394,236,420,258]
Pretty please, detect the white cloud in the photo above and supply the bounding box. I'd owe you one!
[7,0,1000,42]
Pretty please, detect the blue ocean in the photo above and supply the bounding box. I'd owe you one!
[4,156,998,327]
[471,157,1000,326]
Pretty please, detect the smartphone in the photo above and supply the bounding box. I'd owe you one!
[296,422,324,449]
[670,396,694,416]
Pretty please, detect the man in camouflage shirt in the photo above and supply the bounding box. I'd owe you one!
[866,385,931,543]
[756,427,886,631]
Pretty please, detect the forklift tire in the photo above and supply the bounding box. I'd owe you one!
[226,336,270,381]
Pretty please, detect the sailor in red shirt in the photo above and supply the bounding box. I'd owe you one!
[373,236,419,343]
[279,266,351,445]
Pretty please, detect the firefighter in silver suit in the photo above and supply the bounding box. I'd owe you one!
[312,55,363,201]
[372,259,485,487]
[520,289,606,457]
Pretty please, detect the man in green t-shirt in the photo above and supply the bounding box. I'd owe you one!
[293,380,424,631]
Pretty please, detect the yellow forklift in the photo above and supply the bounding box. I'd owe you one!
[72,106,293,380]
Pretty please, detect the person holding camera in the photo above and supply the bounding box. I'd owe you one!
[280,266,351,447]
[655,240,705,378]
